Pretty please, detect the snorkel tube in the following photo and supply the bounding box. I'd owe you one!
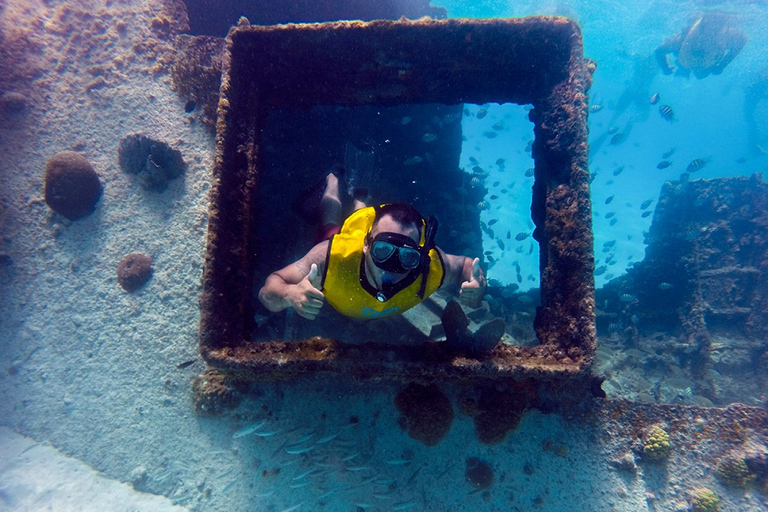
[417,215,438,299]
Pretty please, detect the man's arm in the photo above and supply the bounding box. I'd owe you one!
[438,249,487,308]
[258,241,329,320]
[655,32,684,75]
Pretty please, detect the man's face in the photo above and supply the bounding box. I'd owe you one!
[363,214,421,288]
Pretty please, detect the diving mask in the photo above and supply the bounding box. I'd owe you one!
[368,232,424,274]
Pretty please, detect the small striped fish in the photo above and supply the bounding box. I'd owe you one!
[658,104,675,122]
[686,158,709,173]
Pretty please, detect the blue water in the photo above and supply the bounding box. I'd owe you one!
[444,0,768,289]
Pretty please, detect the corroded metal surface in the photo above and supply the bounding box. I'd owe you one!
[200,17,596,381]
[203,337,585,382]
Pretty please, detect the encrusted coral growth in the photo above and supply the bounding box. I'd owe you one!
[642,424,671,460]
[117,252,153,292]
[395,383,454,446]
[192,369,248,416]
[717,451,756,487]
[689,488,720,512]
[169,35,224,130]
[118,133,185,192]
[461,382,535,444]
[465,457,494,489]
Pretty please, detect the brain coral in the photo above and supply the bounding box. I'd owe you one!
[44,151,101,220]
[117,253,153,292]
[395,383,454,446]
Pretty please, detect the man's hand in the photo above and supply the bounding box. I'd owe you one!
[286,263,325,320]
[459,257,486,308]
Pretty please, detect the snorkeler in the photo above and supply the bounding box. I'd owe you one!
[654,11,747,79]
[258,172,486,321]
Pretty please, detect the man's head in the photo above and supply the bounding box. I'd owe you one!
[364,204,426,288]
[369,203,424,242]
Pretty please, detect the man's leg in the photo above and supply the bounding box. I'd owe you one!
[314,173,344,244]
[352,194,368,212]
[320,172,343,226]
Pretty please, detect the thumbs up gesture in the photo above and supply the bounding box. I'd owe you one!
[460,257,486,308]
[289,263,325,320]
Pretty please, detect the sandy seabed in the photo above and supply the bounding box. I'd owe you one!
[0,1,766,512]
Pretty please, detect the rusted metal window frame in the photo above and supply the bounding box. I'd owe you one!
[199,17,596,381]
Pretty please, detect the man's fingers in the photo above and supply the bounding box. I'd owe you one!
[305,297,324,309]
[307,263,322,288]
[472,258,481,279]
[297,309,318,320]
[306,289,325,301]
[298,300,322,319]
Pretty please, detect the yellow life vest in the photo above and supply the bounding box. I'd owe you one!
[321,206,445,319]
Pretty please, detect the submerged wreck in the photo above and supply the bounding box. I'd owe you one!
[197,17,768,502]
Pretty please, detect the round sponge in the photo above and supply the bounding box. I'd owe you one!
[44,151,102,220]
[117,253,153,292]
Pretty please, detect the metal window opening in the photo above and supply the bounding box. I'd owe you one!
[199,17,596,382]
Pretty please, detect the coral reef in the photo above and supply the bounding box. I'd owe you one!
[642,424,671,460]
[394,383,453,446]
[689,488,720,512]
[117,253,153,292]
[465,457,494,489]
[44,151,102,221]
[169,35,225,130]
[117,134,185,192]
[717,451,756,487]
[191,369,247,416]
